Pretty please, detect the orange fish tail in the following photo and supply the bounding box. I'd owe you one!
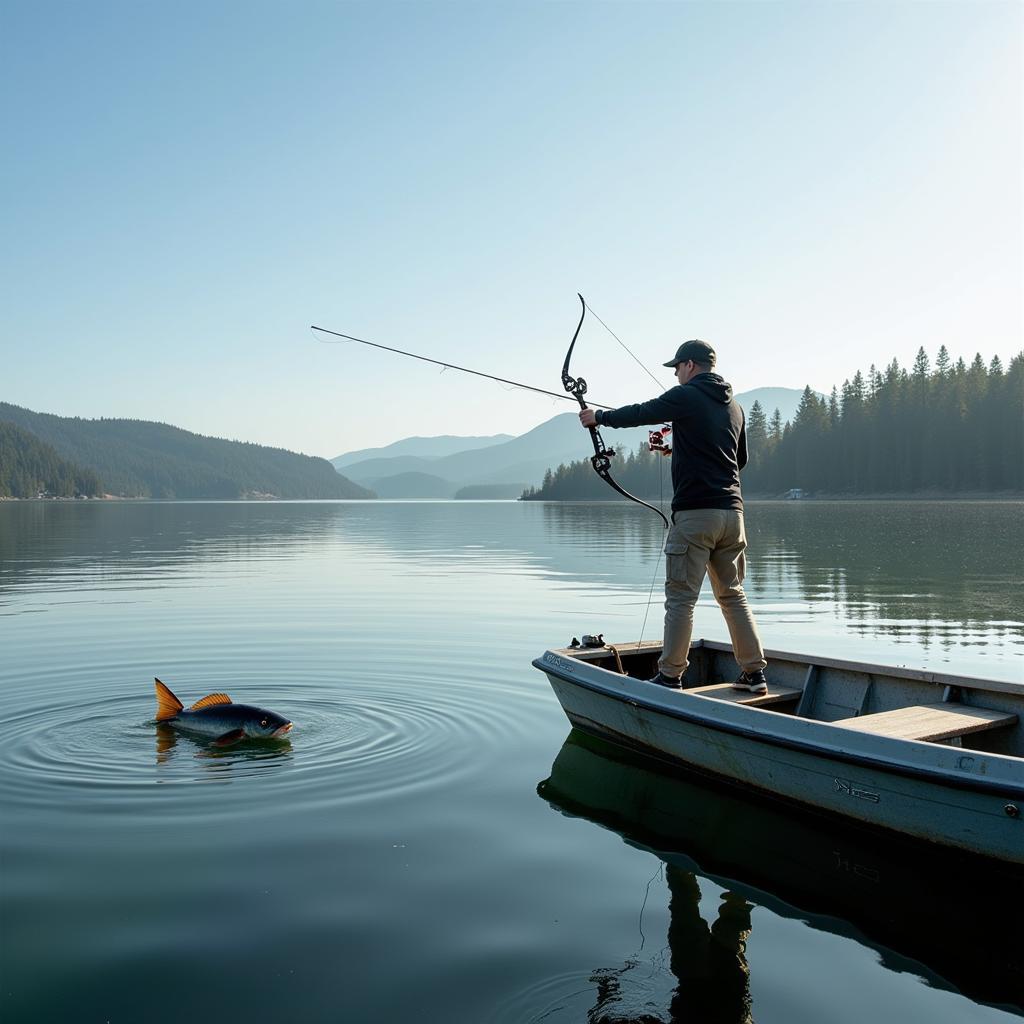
[154,678,184,721]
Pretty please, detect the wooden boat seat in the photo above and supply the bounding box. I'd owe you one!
[833,702,1018,742]
[686,682,803,708]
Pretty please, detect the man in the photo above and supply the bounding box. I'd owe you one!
[579,339,768,693]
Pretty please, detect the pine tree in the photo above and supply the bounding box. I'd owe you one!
[747,401,768,463]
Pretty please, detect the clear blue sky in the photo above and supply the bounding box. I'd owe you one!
[1,1,1019,457]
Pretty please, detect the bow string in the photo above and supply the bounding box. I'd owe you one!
[561,294,670,529]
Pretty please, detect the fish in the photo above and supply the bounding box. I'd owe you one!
[154,678,293,745]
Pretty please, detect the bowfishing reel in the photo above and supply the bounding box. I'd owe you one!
[648,424,672,456]
[569,634,606,649]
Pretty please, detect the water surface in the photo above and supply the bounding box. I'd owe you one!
[1,500,1021,1022]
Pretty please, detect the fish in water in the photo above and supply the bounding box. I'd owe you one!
[154,678,293,745]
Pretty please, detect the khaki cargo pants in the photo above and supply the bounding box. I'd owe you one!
[659,509,767,679]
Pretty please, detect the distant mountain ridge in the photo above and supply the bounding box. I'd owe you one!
[336,414,653,497]
[332,433,512,468]
[0,403,373,500]
[331,387,810,498]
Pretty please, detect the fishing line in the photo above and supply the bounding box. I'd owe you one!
[635,447,671,654]
[636,524,669,655]
[582,303,671,652]
[637,862,664,951]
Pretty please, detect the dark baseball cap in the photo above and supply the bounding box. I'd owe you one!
[663,339,716,368]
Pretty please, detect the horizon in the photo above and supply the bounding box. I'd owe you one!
[1,382,870,462]
[1,363,1008,461]
[2,2,1019,458]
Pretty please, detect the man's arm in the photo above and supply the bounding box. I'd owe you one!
[580,387,688,430]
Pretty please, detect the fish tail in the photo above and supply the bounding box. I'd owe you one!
[154,678,184,721]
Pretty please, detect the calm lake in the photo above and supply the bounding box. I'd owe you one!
[1,500,1021,1023]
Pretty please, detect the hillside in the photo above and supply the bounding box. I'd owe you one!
[334,387,810,498]
[370,471,453,498]
[0,403,374,500]
[0,421,103,498]
[332,432,512,468]
[338,413,652,495]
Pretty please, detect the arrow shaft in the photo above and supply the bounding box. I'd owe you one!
[312,324,615,411]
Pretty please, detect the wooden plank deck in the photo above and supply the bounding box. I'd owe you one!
[555,640,663,662]
[686,682,803,708]
[832,703,1018,742]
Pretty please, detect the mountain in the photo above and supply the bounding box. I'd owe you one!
[0,421,103,498]
[333,387,817,499]
[332,433,512,469]
[735,387,822,425]
[370,472,453,498]
[0,403,374,500]
[339,413,652,496]
[453,483,527,499]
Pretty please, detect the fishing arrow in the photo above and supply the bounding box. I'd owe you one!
[312,324,615,410]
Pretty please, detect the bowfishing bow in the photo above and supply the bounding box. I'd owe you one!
[561,294,670,529]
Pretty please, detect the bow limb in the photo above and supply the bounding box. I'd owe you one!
[562,294,669,529]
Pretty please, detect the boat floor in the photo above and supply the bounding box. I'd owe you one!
[687,682,802,707]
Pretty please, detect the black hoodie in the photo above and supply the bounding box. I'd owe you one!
[596,372,746,512]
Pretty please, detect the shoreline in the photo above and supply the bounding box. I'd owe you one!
[743,491,1024,502]
[3,492,1022,504]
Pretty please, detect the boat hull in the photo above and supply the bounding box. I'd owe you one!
[539,730,1024,1010]
[535,649,1024,863]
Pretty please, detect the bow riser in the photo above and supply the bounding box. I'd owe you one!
[562,294,669,529]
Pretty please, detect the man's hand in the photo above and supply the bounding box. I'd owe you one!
[579,408,598,429]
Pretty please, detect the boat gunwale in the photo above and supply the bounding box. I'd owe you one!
[556,638,1024,697]
[534,650,1024,801]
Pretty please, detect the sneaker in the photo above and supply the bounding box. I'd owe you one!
[731,670,768,695]
[649,671,683,690]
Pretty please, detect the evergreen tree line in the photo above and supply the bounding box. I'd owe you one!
[523,349,1022,500]
[0,421,103,498]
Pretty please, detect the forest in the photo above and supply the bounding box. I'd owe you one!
[0,421,103,498]
[0,403,374,500]
[522,349,1023,500]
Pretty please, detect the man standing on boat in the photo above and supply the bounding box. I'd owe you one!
[579,339,768,693]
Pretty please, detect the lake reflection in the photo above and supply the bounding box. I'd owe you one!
[538,730,1024,1020]
[0,500,1020,1023]
[743,502,1024,652]
[3,501,1022,672]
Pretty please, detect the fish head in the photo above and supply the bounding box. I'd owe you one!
[243,707,294,739]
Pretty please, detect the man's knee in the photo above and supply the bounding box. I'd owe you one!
[715,586,746,604]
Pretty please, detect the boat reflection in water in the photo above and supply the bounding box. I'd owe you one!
[538,730,1023,1021]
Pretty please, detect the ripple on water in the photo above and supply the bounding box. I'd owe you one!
[0,670,538,823]
[494,964,678,1024]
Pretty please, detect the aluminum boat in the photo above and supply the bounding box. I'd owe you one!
[533,639,1024,862]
